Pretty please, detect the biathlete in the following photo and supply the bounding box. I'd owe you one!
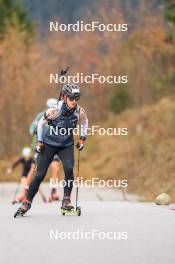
[15,84,88,215]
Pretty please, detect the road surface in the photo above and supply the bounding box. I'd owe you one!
[0,183,175,264]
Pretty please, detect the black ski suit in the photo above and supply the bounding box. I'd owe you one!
[27,100,88,201]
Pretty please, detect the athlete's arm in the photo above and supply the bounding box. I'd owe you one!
[29,112,44,136]
[76,107,88,151]
[11,158,24,169]
[6,158,23,174]
[79,107,88,139]
[37,102,62,142]
[37,115,48,142]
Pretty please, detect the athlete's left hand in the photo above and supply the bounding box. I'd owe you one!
[76,137,86,151]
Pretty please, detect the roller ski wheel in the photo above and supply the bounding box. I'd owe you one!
[61,210,65,216]
[76,206,81,216]
[14,200,31,218]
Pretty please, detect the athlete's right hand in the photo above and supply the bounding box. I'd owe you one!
[35,141,44,154]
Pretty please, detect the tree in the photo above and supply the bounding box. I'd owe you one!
[108,86,133,114]
[164,0,175,25]
[0,0,33,36]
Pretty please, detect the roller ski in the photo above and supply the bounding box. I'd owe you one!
[14,199,31,218]
[60,196,81,216]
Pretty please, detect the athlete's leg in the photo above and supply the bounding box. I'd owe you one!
[58,145,74,197]
[20,176,27,188]
[51,160,60,181]
[27,144,57,202]
[26,163,36,186]
[48,157,60,201]
[15,176,28,202]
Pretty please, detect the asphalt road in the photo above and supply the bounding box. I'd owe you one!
[0,183,175,264]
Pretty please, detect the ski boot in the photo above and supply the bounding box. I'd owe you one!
[61,196,74,214]
[12,187,29,205]
[48,188,60,202]
[12,195,26,204]
[14,199,31,218]
[60,196,81,216]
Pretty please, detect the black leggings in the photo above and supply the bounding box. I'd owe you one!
[27,144,74,202]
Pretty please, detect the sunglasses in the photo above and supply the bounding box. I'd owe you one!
[68,95,80,101]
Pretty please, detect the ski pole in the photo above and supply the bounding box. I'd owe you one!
[75,150,80,209]
[12,178,21,201]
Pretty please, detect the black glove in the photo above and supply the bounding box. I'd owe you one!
[76,137,86,151]
[35,141,44,154]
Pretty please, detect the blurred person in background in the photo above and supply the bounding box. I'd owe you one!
[26,98,61,202]
[6,147,47,204]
